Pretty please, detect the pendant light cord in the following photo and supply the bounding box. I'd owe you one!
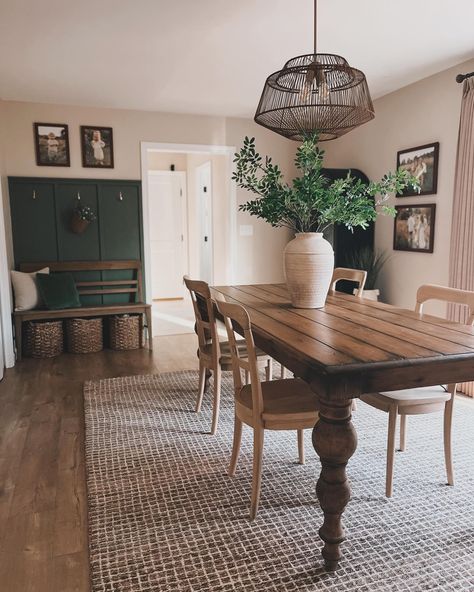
[313,0,318,55]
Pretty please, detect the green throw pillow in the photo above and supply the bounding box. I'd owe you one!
[36,273,82,310]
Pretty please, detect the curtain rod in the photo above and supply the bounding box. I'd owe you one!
[456,71,474,83]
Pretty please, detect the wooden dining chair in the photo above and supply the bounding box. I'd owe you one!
[184,277,272,435]
[216,299,319,520]
[329,267,367,297]
[361,284,474,497]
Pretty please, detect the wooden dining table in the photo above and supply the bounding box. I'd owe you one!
[212,283,474,572]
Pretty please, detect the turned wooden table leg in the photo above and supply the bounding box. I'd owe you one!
[312,395,357,571]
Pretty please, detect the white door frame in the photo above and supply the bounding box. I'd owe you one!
[196,160,213,285]
[140,142,237,304]
[147,170,189,299]
[0,179,15,368]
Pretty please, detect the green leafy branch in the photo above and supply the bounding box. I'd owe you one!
[233,133,419,233]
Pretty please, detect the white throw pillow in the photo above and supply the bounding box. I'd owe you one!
[11,267,50,311]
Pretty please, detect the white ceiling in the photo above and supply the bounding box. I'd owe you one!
[0,0,473,118]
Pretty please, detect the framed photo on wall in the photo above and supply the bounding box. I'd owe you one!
[393,204,436,253]
[80,125,114,168]
[396,142,439,197]
[34,122,70,167]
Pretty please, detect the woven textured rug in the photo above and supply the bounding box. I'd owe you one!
[84,371,474,592]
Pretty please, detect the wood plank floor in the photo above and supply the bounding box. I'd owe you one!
[0,334,198,592]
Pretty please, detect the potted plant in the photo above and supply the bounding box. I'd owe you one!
[343,246,390,301]
[70,203,96,234]
[233,133,418,308]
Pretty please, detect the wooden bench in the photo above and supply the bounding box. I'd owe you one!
[14,260,152,360]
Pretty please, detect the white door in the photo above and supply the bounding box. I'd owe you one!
[148,172,188,300]
[197,161,213,284]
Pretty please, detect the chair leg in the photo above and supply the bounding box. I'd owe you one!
[297,429,305,465]
[280,365,286,379]
[386,405,398,498]
[250,427,264,521]
[195,362,206,413]
[399,414,407,452]
[265,358,273,381]
[210,366,222,436]
[229,414,243,477]
[444,397,455,486]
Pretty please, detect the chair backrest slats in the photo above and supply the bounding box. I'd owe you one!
[216,299,264,422]
[183,276,220,358]
[415,284,474,325]
[330,267,367,297]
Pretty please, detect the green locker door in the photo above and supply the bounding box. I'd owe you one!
[9,181,58,263]
[55,183,100,261]
[99,184,142,304]
[99,184,141,260]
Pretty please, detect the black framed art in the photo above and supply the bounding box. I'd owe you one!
[34,122,70,167]
[396,142,439,197]
[80,125,114,168]
[393,204,436,253]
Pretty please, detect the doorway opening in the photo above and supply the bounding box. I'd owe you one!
[140,142,236,337]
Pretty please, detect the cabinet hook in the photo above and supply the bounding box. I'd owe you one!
[119,192,123,201]
[77,192,81,201]
[32,190,36,200]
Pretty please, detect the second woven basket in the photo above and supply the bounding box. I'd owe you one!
[66,318,103,354]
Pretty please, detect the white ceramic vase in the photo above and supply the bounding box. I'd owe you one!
[284,232,334,309]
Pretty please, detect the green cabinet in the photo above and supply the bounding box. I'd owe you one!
[8,178,144,301]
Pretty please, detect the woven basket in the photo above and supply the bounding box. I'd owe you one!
[109,314,142,350]
[66,318,103,354]
[25,320,64,358]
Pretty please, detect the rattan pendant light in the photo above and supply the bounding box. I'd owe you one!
[254,0,375,141]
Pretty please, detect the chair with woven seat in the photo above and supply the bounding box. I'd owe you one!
[184,277,272,435]
[329,267,367,297]
[361,284,474,497]
[216,299,319,520]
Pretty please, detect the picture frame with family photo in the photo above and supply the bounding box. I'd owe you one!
[34,122,70,167]
[80,125,114,168]
[393,204,436,253]
[396,142,439,197]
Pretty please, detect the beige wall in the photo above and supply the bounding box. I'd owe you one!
[324,59,474,315]
[226,118,293,284]
[0,100,295,285]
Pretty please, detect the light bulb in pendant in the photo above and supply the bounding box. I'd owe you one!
[316,69,330,103]
[299,82,312,103]
[319,79,330,103]
[299,67,316,103]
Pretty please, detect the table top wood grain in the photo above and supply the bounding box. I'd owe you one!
[213,284,474,396]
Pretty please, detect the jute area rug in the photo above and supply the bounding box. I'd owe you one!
[84,371,474,592]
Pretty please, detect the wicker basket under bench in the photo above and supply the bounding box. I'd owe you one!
[14,260,152,361]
